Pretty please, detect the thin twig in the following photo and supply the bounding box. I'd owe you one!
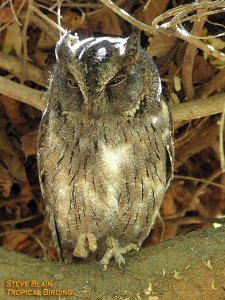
[174,175,225,189]
[182,0,208,100]
[100,0,155,34]
[219,101,225,171]
[56,0,62,37]
[9,0,20,25]
[152,1,225,27]
[0,214,42,225]
[19,13,59,41]
[0,0,26,32]
[0,230,47,258]
[164,216,225,225]
[174,27,225,61]
[100,0,225,61]
[30,5,66,35]
[191,169,223,210]
[22,0,32,82]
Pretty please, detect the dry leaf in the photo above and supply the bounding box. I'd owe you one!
[209,38,225,51]
[0,165,12,197]
[21,131,38,158]
[0,95,30,134]
[135,0,169,25]
[174,270,183,280]
[37,31,56,49]
[3,232,32,251]
[32,50,50,69]
[169,92,180,105]
[1,22,22,57]
[0,7,14,24]
[147,36,177,58]
[204,259,213,270]
[0,119,28,182]
[145,282,153,295]
[211,279,216,290]
[89,10,123,36]
[62,10,85,31]
[174,76,181,92]
[193,55,217,83]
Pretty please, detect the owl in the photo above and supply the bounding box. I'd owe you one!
[37,32,174,271]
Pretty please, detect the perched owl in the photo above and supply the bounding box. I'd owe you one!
[37,32,174,271]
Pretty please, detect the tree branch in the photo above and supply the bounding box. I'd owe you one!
[100,0,225,61]
[0,227,225,299]
[0,76,225,122]
[182,0,208,100]
[0,76,46,111]
[0,52,46,87]
[171,93,225,122]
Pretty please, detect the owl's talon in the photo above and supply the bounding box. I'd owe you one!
[119,261,125,274]
[100,261,108,273]
[99,263,106,280]
[73,232,97,258]
[100,237,138,272]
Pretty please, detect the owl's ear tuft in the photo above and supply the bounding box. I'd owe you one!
[55,31,79,63]
[124,31,140,63]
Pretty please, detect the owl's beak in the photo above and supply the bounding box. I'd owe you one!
[83,91,105,119]
[93,104,100,119]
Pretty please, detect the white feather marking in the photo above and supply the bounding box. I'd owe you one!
[106,185,119,211]
[102,144,129,173]
[152,116,158,124]
[96,47,107,61]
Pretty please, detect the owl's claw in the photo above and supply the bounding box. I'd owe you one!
[100,236,139,272]
[73,232,97,258]
[119,261,125,274]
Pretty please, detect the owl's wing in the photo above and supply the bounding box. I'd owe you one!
[47,207,64,262]
[165,110,175,190]
[37,108,64,262]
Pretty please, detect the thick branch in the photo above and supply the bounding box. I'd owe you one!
[0,76,46,111]
[198,67,225,99]
[0,227,225,299]
[0,52,46,87]
[0,76,225,121]
[171,93,225,123]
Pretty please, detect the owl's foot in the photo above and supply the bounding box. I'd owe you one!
[100,236,139,272]
[73,233,97,258]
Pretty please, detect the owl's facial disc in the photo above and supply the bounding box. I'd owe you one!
[57,34,139,92]
[123,96,144,118]
[54,33,149,119]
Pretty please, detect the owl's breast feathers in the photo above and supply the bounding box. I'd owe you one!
[38,107,173,251]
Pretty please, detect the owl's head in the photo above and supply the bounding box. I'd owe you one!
[51,32,161,119]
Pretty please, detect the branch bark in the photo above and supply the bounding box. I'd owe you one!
[0,52,46,87]
[0,227,225,300]
[182,0,208,100]
[171,93,225,123]
[0,76,46,111]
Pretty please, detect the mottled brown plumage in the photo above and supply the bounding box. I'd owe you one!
[37,32,174,271]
